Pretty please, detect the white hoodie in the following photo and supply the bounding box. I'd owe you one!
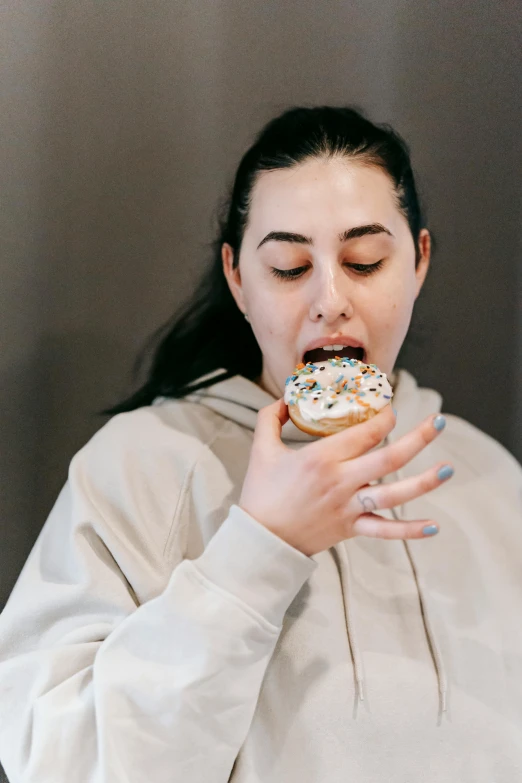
[0,368,521,783]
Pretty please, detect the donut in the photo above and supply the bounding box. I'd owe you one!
[284,356,393,437]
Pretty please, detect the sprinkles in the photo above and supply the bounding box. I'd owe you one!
[284,356,393,422]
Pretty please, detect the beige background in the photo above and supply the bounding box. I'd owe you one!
[1,0,521,619]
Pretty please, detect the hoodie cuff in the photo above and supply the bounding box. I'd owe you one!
[192,504,317,628]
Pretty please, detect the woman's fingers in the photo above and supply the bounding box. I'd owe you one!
[352,513,440,539]
[308,403,397,461]
[255,398,290,452]
[345,413,447,487]
[349,461,454,516]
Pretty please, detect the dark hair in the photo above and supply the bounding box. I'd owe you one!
[101,105,431,416]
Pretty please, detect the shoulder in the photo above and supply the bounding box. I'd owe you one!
[75,398,229,471]
[442,413,522,483]
[68,399,232,532]
[61,400,233,583]
[396,369,521,481]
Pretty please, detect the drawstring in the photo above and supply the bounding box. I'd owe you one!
[333,457,448,723]
[335,542,366,707]
[397,517,449,721]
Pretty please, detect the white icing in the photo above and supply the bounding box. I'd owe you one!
[283,357,393,423]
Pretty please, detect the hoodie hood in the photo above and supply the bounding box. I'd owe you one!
[185,371,314,442]
[184,367,442,445]
[185,368,448,721]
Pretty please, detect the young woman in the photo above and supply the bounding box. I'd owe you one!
[1,107,521,783]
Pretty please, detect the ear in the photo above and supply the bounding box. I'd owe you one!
[414,229,431,299]
[222,242,247,314]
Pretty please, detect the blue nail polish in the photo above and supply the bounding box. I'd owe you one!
[437,465,454,481]
[393,407,398,417]
[423,525,438,536]
[433,415,446,431]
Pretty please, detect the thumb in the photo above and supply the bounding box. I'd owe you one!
[254,398,289,449]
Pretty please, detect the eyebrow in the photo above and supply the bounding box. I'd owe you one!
[256,223,393,250]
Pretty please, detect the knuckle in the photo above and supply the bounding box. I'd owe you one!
[404,523,422,539]
[253,411,266,430]
[422,416,439,441]
[420,427,433,447]
[257,403,270,419]
[420,472,436,493]
[301,452,331,488]
[379,449,399,475]
[301,450,321,474]
[381,523,402,539]
[365,420,386,449]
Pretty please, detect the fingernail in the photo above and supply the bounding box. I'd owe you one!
[423,525,439,536]
[433,415,446,431]
[393,408,398,417]
[437,465,454,481]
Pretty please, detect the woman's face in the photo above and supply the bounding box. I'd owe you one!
[223,156,430,399]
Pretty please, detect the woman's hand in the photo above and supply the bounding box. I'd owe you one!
[239,400,453,557]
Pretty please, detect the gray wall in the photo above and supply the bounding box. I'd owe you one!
[1,0,521,613]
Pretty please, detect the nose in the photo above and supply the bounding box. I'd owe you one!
[309,265,354,323]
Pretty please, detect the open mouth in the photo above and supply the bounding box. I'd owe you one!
[303,346,365,364]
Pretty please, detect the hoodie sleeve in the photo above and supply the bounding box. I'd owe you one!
[0,410,316,783]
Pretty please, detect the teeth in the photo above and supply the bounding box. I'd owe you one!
[320,344,345,351]
[332,344,344,350]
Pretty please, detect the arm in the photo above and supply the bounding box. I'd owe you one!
[0,421,315,783]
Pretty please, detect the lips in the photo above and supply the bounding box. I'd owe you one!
[303,346,365,364]
[301,336,366,365]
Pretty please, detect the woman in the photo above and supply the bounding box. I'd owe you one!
[1,106,521,783]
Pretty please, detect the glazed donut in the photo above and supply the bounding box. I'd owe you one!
[284,356,394,437]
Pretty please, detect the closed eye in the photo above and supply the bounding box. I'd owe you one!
[270,266,308,280]
[270,260,384,281]
[348,260,384,276]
